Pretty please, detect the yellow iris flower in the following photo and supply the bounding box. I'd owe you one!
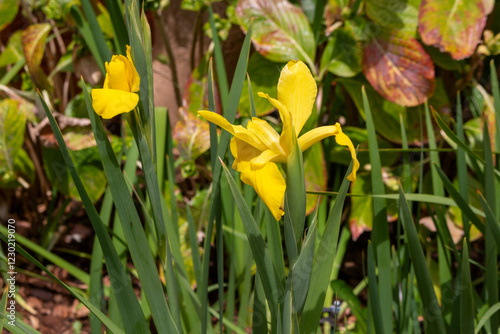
[198,60,359,221]
[92,45,140,119]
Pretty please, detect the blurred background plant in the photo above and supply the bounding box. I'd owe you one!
[0,0,500,332]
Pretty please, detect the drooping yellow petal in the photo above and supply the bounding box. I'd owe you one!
[198,110,269,152]
[334,128,359,182]
[299,123,359,181]
[230,137,285,220]
[257,93,293,155]
[277,60,317,136]
[92,89,139,119]
[298,123,342,151]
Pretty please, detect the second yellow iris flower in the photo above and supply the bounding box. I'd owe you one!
[199,60,359,221]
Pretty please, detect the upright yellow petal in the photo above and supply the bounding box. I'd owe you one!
[104,55,133,91]
[198,110,268,152]
[257,93,293,155]
[125,45,140,93]
[277,60,317,136]
[92,89,139,119]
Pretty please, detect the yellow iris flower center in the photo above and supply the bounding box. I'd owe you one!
[91,45,140,119]
[198,60,359,221]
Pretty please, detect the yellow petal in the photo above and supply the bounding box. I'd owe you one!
[298,124,342,151]
[299,123,359,181]
[231,138,285,221]
[104,55,133,91]
[277,60,317,136]
[126,45,140,92]
[103,46,140,93]
[246,117,285,156]
[198,110,269,152]
[251,149,282,167]
[334,128,360,182]
[92,89,139,119]
[257,93,293,155]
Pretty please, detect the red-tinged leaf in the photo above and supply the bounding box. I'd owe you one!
[304,143,327,215]
[418,0,494,60]
[362,31,435,107]
[173,107,211,161]
[235,0,315,65]
[21,23,52,89]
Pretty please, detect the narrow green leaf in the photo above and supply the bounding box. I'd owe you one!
[102,0,128,53]
[0,285,7,333]
[0,313,42,334]
[362,86,392,333]
[82,82,179,334]
[367,242,385,334]
[200,23,253,333]
[253,269,268,333]
[80,0,111,63]
[0,224,89,284]
[70,5,105,73]
[285,137,306,258]
[455,93,470,242]
[266,207,286,286]
[38,92,150,333]
[290,217,317,315]
[0,233,123,334]
[475,302,500,334]
[431,106,484,164]
[208,4,228,109]
[460,240,474,334]
[399,186,446,334]
[221,160,284,309]
[482,116,499,331]
[299,159,354,333]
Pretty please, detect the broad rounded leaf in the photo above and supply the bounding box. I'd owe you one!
[235,0,315,64]
[418,0,494,60]
[0,0,18,32]
[320,26,361,78]
[0,31,23,67]
[21,23,52,89]
[303,143,326,215]
[173,107,211,161]
[339,77,450,144]
[366,0,420,36]
[21,23,51,70]
[0,99,34,187]
[362,31,435,107]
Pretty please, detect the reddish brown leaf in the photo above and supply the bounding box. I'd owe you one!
[362,31,435,107]
[173,107,211,161]
[235,0,315,64]
[418,0,494,60]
